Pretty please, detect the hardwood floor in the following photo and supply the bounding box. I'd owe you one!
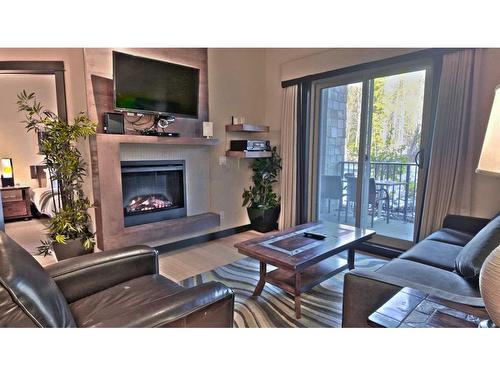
[158,230,259,282]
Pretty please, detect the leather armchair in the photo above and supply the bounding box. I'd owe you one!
[0,231,234,327]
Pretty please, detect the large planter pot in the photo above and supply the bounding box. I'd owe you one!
[52,238,92,261]
[247,205,281,233]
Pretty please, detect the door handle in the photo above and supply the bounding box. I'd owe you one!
[415,150,423,168]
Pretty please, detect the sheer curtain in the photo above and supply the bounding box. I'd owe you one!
[420,49,482,238]
[279,85,298,229]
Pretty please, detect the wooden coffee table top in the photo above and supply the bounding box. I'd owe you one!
[235,222,375,271]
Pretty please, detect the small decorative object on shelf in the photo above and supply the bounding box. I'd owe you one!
[203,121,213,138]
[242,146,282,232]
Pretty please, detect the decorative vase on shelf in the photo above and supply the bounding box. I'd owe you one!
[479,244,500,327]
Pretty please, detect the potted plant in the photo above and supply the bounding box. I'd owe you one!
[17,91,97,260]
[242,146,282,232]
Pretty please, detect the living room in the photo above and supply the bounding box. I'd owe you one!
[1,1,499,373]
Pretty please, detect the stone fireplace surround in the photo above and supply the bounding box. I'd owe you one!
[90,134,220,250]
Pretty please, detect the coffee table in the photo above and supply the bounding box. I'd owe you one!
[234,222,375,318]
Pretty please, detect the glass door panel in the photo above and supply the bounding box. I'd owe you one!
[312,61,433,250]
[317,82,363,225]
[362,69,427,244]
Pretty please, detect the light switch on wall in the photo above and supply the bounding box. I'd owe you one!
[219,156,227,166]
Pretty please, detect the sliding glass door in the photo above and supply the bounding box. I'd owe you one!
[311,60,433,249]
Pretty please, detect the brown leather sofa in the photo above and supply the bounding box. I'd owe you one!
[0,231,234,327]
[342,212,500,327]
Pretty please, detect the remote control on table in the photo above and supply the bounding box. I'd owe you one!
[303,232,327,240]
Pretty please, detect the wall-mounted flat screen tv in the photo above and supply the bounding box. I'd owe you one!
[113,51,199,118]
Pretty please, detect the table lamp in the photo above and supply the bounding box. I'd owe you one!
[1,158,14,187]
[477,85,500,328]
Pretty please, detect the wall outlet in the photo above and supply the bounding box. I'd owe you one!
[219,211,225,220]
[219,155,227,166]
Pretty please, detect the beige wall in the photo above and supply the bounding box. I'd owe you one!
[207,48,267,230]
[0,74,57,188]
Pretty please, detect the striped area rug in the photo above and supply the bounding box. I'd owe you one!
[180,253,386,328]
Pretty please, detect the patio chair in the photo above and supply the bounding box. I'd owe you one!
[343,175,390,227]
[320,175,344,222]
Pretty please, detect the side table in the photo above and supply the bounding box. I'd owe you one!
[368,287,489,328]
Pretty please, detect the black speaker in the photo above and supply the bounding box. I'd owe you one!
[103,112,124,134]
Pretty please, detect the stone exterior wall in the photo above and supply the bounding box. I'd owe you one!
[320,86,347,177]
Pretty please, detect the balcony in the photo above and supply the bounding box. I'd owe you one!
[318,161,418,241]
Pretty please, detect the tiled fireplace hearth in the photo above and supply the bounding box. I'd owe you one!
[90,134,220,250]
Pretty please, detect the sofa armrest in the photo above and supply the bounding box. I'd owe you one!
[150,281,234,328]
[442,214,491,235]
[342,270,401,328]
[45,245,158,303]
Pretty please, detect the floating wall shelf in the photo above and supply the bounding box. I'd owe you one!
[225,123,270,133]
[225,150,272,158]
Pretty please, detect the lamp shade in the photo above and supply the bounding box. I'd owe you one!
[476,85,500,176]
[1,158,13,178]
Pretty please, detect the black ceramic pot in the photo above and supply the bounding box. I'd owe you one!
[247,205,281,233]
[52,238,92,261]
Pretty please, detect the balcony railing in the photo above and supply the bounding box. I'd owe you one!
[339,161,419,222]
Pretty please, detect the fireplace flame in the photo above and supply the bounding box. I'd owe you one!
[125,194,173,214]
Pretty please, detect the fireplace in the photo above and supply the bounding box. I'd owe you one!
[121,160,187,227]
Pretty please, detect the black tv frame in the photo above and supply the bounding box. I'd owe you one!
[112,51,200,119]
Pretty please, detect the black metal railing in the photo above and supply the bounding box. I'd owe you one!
[339,161,419,222]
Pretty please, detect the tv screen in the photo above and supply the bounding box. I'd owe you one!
[113,51,199,118]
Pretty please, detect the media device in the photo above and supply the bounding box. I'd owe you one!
[203,122,213,138]
[113,51,200,119]
[103,112,125,134]
[139,129,180,137]
[230,140,271,152]
[0,158,14,187]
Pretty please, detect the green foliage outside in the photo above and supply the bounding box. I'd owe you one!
[17,91,97,256]
[345,71,425,163]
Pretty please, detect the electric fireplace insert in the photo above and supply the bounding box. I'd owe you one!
[121,160,186,227]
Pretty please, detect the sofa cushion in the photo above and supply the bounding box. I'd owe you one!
[0,232,76,327]
[376,258,480,298]
[70,274,184,327]
[426,228,474,246]
[455,215,500,281]
[400,240,463,271]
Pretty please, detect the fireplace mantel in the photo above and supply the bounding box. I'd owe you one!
[93,133,219,146]
[89,134,220,250]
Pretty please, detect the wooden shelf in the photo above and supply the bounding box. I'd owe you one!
[225,150,272,158]
[266,257,348,294]
[94,133,219,146]
[225,124,269,132]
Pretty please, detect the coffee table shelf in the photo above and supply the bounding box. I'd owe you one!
[266,256,348,294]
